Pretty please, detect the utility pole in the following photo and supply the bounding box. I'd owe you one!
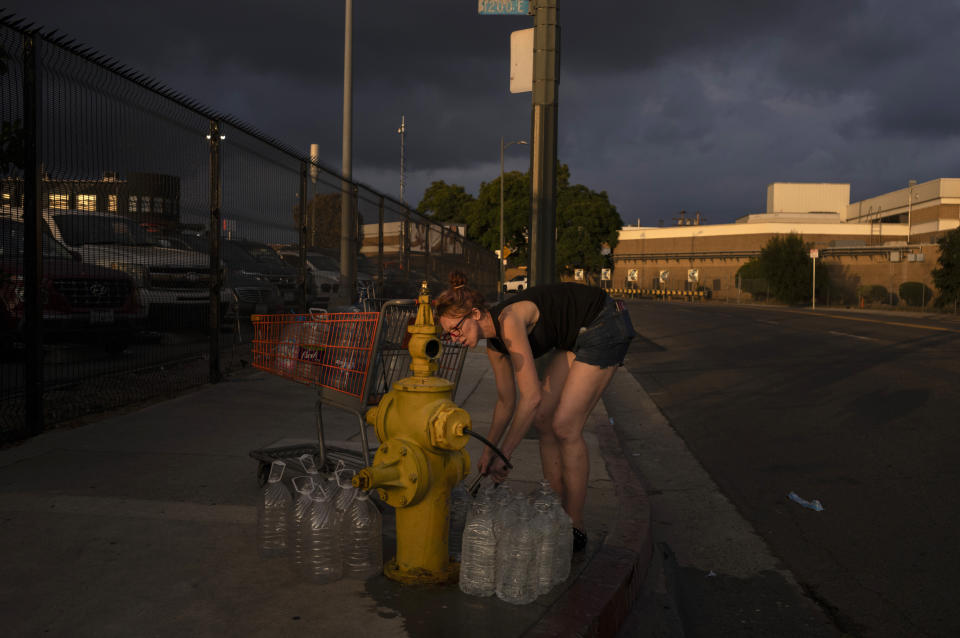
[500,137,527,301]
[398,115,406,203]
[337,0,356,306]
[528,0,559,287]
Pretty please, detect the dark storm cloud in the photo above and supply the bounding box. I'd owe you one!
[4,0,959,223]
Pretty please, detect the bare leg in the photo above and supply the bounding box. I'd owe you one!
[535,351,573,496]
[551,360,616,529]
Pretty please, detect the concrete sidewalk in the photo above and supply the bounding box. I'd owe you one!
[0,350,651,638]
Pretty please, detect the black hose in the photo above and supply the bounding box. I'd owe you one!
[465,429,513,470]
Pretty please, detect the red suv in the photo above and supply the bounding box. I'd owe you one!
[1,218,143,353]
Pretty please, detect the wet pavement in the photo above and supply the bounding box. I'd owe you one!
[0,348,651,637]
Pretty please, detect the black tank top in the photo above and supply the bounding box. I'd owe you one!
[488,283,607,358]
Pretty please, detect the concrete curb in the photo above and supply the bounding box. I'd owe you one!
[527,372,654,638]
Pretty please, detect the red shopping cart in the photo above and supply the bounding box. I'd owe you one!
[248,299,468,483]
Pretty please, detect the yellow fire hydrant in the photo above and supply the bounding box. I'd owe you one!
[352,283,471,584]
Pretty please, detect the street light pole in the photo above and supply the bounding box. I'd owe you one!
[500,137,526,301]
[336,0,356,307]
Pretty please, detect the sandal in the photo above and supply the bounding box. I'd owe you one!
[573,527,588,553]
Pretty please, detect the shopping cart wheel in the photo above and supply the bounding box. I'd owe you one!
[256,461,270,487]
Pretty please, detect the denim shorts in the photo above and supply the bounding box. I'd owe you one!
[572,297,636,367]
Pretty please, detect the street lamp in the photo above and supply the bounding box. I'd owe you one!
[500,137,527,301]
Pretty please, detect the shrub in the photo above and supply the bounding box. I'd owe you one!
[898,281,932,307]
[857,284,888,304]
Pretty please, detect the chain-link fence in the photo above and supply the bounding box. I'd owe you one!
[0,15,497,443]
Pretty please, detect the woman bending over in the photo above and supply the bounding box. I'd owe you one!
[434,271,635,550]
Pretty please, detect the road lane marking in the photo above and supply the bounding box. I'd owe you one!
[828,330,876,342]
[772,308,960,334]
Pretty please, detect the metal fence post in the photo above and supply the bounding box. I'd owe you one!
[377,195,384,293]
[425,213,432,285]
[298,162,308,311]
[22,33,43,436]
[402,209,411,290]
[208,120,222,384]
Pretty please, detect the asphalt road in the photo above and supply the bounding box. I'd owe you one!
[620,299,960,638]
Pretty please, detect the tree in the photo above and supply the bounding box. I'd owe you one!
[414,162,621,278]
[556,184,621,280]
[471,170,530,263]
[735,258,768,299]
[417,181,474,222]
[756,233,828,305]
[932,227,960,311]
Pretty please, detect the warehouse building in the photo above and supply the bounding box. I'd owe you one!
[613,179,960,304]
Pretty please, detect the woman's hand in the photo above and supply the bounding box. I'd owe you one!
[486,454,511,483]
[478,447,495,477]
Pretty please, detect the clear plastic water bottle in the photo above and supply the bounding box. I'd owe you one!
[552,499,574,585]
[322,468,342,510]
[341,489,383,579]
[531,481,559,594]
[459,491,497,597]
[276,325,300,377]
[333,469,357,516]
[448,481,471,561]
[490,483,515,542]
[496,497,541,605]
[303,485,343,583]
[288,475,316,576]
[257,460,291,558]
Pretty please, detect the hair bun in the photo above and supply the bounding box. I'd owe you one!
[449,270,468,289]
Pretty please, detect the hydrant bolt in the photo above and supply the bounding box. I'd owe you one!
[400,447,407,456]
[409,473,417,483]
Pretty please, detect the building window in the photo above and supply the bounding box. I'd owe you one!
[77,194,97,212]
[153,196,164,215]
[141,196,151,214]
[713,279,722,291]
[128,195,138,213]
[108,194,118,212]
[48,192,69,210]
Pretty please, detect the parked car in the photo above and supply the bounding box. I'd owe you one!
[277,250,339,308]
[157,231,284,319]
[36,210,218,325]
[222,240,299,311]
[0,217,142,353]
[504,274,527,293]
[278,250,378,308]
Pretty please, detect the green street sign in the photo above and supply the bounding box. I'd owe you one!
[478,0,531,15]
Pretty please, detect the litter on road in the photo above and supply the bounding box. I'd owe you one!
[787,491,824,512]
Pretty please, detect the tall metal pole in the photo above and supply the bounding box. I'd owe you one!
[298,162,308,311]
[528,0,559,287]
[338,0,356,306]
[398,115,406,203]
[499,137,505,301]
[811,254,816,310]
[23,34,43,435]
[499,137,526,301]
[208,121,222,384]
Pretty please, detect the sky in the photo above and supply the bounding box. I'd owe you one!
[4,0,959,227]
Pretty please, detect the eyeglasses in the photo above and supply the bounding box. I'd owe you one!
[442,313,469,340]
